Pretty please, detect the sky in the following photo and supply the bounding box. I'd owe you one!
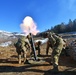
[0,0,76,33]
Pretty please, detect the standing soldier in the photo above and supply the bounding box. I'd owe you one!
[14,35,31,64]
[47,32,64,72]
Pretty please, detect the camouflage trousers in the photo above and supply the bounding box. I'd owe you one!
[51,48,62,67]
[16,47,27,64]
[46,41,52,55]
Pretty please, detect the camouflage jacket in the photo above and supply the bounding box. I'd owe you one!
[49,34,64,49]
[14,36,30,49]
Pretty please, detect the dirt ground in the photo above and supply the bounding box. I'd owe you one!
[0,43,76,75]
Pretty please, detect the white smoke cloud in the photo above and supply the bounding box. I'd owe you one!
[34,38,48,44]
[20,16,40,35]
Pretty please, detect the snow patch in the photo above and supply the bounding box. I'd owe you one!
[0,41,12,47]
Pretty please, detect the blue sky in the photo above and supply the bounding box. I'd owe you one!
[0,0,76,33]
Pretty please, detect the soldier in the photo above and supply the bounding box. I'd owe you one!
[44,32,52,55]
[27,33,41,57]
[34,41,42,56]
[46,38,52,55]
[27,33,34,56]
[14,35,31,64]
[47,32,64,72]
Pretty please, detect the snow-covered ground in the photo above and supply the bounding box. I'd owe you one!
[0,30,13,36]
[0,41,12,47]
[0,30,26,37]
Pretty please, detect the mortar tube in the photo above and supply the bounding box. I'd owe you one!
[30,33,37,60]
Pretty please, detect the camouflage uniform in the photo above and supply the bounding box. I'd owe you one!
[27,34,34,56]
[14,36,30,64]
[48,33,64,71]
[35,41,41,56]
[46,40,52,55]
[28,33,41,57]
